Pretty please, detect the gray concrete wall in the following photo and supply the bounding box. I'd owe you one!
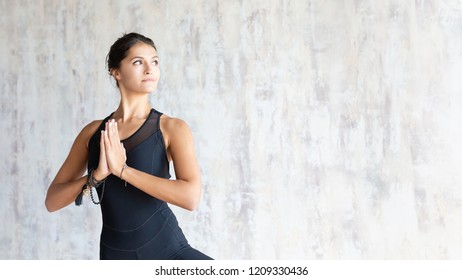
[1,0,462,259]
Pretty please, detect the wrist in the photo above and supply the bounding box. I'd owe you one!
[119,163,128,180]
[93,168,107,181]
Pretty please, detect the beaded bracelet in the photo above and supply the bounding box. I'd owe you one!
[74,170,106,206]
[89,170,106,189]
[89,179,105,205]
[87,170,106,204]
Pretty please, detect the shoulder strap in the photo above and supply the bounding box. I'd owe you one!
[121,109,160,152]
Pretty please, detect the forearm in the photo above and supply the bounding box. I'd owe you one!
[45,176,87,212]
[121,166,201,211]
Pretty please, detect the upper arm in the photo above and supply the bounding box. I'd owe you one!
[50,121,101,185]
[163,118,201,184]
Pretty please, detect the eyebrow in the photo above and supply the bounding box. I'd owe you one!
[130,55,159,60]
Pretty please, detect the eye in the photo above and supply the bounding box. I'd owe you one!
[133,60,142,65]
[152,59,159,66]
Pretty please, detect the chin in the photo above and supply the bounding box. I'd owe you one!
[139,85,158,93]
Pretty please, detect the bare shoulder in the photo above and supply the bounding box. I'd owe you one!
[161,114,190,132]
[160,114,193,148]
[83,119,104,133]
[78,119,105,148]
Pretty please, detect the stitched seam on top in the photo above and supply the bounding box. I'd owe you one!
[102,204,164,232]
[101,214,171,252]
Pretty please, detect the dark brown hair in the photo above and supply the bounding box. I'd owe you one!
[106,32,157,72]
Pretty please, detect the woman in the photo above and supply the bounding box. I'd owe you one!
[45,32,212,260]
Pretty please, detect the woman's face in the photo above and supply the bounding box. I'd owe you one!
[113,42,160,94]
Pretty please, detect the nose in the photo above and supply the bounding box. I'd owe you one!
[144,63,153,75]
[144,66,152,75]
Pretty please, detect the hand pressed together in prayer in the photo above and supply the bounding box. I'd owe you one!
[94,119,127,181]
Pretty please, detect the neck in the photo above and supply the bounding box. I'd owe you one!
[113,92,152,122]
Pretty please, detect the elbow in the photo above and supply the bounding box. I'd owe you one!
[45,199,56,213]
[183,196,200,211]
[45,201,53,212]
[185,201,199,211]
[45,193,60,213]
[45,186,57,212]
[183,183,202,211]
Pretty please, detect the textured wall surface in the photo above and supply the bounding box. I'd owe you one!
[1,0,462,259]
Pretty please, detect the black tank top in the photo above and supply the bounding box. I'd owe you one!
[86,108,212,259]
[88,108,171,229]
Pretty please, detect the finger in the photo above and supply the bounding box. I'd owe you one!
[104,121,109,145]
[113,121,122,143]
[100,129,104,145]
[108,119,118,145]
[106,119,116,146]
[104,125,111,148]
[120,142,126,155]
[100,130,106,154]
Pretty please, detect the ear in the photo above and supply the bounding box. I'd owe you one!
[111,69,121,80]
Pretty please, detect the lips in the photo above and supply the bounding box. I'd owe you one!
[142,78,156,82]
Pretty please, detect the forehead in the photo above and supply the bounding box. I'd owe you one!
[126,42,157,58]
